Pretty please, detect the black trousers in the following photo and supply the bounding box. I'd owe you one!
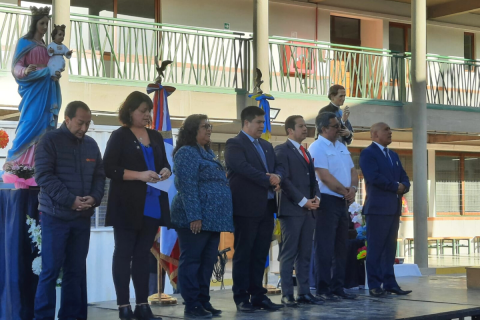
[177,229,220,309]
[112,216,159,306]
[315,194,349,294]
[232,200,275,305]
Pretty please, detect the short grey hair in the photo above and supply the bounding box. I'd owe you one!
[315,112,337,133]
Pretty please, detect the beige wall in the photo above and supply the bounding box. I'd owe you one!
[427,25,465,58]
[361,18,384,49]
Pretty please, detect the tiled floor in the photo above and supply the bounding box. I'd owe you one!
[89,276,480,320]
[403,254,480,268]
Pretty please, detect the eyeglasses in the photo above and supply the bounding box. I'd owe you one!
[200,123,213,130]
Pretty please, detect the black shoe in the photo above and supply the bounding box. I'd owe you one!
[281,294,297,307]
[133,304,162,320]
[369,288,387,297]
[236,301,256,313]
[296,293,324,305]
[316,293,341,301]
[184,305,213,318]
[118,305,135,320]
[386,287,412,295]
[252,298,284,311]
[202,302,222,316]
[332,290,357,300]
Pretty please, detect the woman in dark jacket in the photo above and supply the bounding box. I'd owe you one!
[171,114,234,318]
[104,91,171,320]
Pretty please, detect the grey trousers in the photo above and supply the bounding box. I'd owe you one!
[279,214,315,296]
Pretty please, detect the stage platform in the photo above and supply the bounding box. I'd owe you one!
[87,275,480,320]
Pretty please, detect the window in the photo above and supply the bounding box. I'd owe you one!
[464,32,475,60]
[389,22,411,53]
[331,16,361,47]
[351,148,413,215]
[435,152,480,216]
[90,179,110,228]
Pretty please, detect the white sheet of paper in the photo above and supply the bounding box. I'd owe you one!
[147,174,175,192]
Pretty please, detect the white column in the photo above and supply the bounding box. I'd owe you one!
[428,149,436,218]
[52,0,71,82]
[412,0,428,268]
[253,0,269,94]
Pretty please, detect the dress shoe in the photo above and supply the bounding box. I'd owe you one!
[134,304,163,320]
[184,305,213,318]
[369,288,387,297]
[332,290,357,300]
[252,298,284,311]
[118,305,135,320]
[281,294,297,307]
[296,293,324,305]
[236,301,256,313]
[202,302,222,316]
[386,287,412,295]
[316,293,341,302]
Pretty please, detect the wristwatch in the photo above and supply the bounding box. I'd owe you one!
[351,186,357,192]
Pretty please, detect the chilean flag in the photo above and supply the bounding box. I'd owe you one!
[147,83,179,291]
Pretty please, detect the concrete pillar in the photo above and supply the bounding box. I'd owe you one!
[428,149,436,218]
[253,0,269,94]
[52,0,71,82]
[411,0,428,268]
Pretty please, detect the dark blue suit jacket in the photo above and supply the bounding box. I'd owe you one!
[359,143,410,216]
[225,131,283,217]
[274,140,320,217]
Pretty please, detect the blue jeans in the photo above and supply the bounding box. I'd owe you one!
[34,213,90,320]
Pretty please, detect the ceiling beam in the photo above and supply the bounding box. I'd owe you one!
[0,112,20,120]
[427,134,480,144]
[427,0,480,19]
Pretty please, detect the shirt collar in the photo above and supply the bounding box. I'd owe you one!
[288,138,302,150]
[318,135,333,146]
[373,141,387,151]
[241,130,256,143]
[330,102,340,109]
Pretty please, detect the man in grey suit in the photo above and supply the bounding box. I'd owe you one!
[275,115,323,307]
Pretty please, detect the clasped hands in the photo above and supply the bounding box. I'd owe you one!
[304,198,320,211]
[397,183,406,195]
[266,173,281,192]
[71,196,96,211]
[343,187,357,205]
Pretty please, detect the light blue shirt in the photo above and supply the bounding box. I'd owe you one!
[308,135,354,198]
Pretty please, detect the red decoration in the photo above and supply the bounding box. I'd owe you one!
[0,130,9,149]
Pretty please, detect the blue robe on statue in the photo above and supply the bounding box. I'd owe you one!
[7,37,61,161]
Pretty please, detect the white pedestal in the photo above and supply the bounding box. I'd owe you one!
[394,264,422,277]
[55,287,61,318]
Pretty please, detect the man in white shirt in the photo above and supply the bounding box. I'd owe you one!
[308,112,358,301]
[274,115,323,307]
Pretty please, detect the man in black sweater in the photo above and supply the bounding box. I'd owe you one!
[318,84,353,145]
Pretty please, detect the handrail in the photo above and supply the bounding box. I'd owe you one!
[270,35,400,54]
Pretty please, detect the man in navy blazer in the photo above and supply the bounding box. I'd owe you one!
[225,106,284,312]
[274,115,323,307]
[359,122,412,297]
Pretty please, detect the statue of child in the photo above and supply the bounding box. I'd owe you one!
[47,24,72,80]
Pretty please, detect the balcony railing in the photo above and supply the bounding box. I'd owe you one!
[1,4,480,108]
[269,37,404,101]
[69,14,250,89]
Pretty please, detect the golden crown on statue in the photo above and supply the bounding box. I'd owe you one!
[30,6,51,16]
[53,24,66,31]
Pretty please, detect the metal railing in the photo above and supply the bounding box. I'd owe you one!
[406,54,480,107]
[69,13,250,89]
[269,36,404,101]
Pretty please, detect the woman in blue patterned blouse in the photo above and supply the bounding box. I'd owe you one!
[171,114,234,318]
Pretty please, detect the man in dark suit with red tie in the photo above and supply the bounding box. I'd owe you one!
[274,115,324,307]
[359,122,412,297]
[225,106,284,312]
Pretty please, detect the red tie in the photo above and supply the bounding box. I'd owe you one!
[300,146,310,164]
